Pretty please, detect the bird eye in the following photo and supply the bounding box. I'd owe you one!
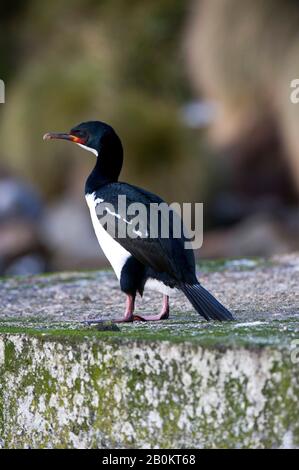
[73,130,86,138]
[71,130,88,143]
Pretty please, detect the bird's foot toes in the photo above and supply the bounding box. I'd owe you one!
[132,315,147,322]
[133,314,169,322]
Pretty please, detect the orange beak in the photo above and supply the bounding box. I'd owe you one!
[43,132,85,144]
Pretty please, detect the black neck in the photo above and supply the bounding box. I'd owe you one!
[85,134,123,194]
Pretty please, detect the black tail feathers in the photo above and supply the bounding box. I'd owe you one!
[180,283,234,321]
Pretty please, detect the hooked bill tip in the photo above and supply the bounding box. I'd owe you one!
[43,133,52,141]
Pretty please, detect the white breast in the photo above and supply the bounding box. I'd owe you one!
[85,192,131,280]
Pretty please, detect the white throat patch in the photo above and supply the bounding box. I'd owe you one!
[77,143,98,157]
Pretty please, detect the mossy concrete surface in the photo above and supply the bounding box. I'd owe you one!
[0,254,299,448]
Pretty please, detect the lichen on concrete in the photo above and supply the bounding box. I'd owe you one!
[0,254,298,448]
[0,333,298,449]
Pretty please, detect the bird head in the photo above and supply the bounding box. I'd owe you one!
[43,120,121,158]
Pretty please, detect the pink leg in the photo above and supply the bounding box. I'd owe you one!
[133,295,170,322]
[84,294,135,324]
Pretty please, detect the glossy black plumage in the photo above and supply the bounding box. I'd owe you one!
[93,182,196,283]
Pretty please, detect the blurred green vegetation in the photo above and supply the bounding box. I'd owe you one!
[2,1,299,269]
[0,0,216,203]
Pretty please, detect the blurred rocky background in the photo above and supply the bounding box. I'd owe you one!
[1,0,299,275]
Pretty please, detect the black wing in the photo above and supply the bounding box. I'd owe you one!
[94,182,196,283]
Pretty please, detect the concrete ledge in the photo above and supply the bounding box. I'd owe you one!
[0,331,298,448]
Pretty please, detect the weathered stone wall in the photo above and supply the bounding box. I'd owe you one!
[0,333,298,449]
